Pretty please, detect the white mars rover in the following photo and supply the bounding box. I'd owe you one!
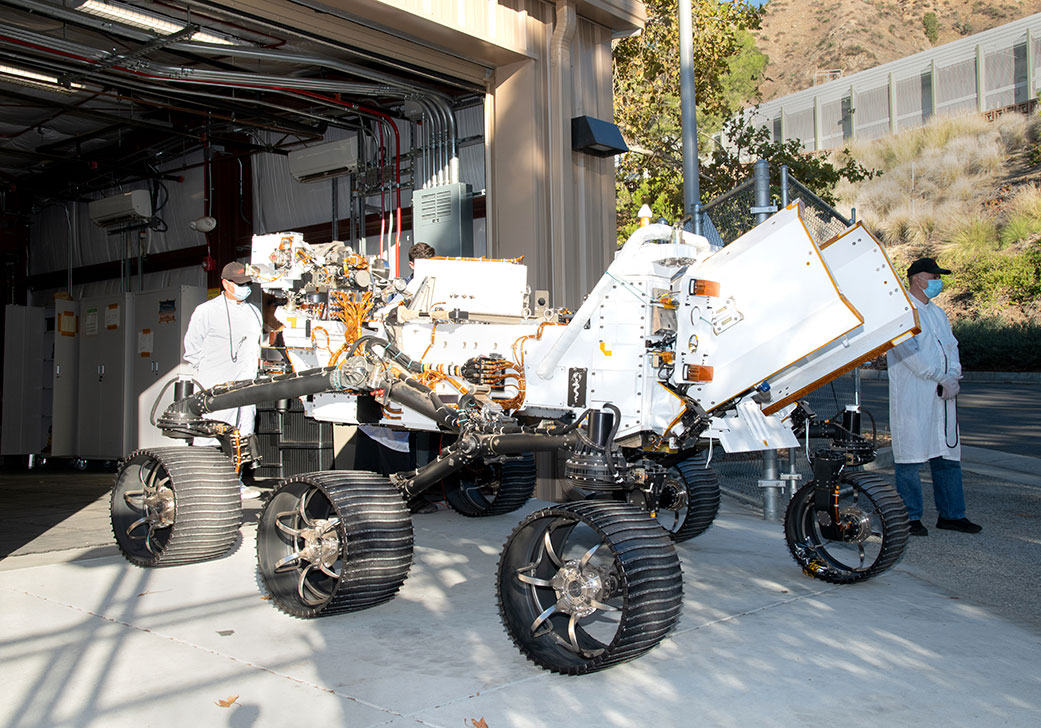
[111,202,916,674]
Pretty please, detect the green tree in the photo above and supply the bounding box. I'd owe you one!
[613,0,762,237]
[922,12,939,43]
[699,114,875,204]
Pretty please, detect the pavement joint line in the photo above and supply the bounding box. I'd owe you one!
[672,584,844,636]
[0,582,407,720]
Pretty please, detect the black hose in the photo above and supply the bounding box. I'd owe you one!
[602,403,622,481]
[387,380,457,430]
[195,366,341,414]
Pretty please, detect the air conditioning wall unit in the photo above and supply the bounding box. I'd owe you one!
[88,190,152,228]
[288,137,359,182]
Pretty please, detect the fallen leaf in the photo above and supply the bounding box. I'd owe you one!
[217,630,235,637]
[215,695,239,708]
[471,718,489,728]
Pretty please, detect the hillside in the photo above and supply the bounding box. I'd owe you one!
[756,0,1041,102]
[833,112,1041,324]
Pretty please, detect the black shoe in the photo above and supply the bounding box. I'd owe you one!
[908,520,929,537]
[936,517,982,534]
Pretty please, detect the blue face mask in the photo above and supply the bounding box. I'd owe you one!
[231,283,252,301]
[924,279,943,299]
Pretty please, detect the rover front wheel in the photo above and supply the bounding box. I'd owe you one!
[784,471,909,584]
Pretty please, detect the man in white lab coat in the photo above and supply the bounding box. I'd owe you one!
[183,261,263,498]
[887,257,981,536]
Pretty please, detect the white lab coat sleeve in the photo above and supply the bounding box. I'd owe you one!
[182,305,207,372]
[887,332,945,382]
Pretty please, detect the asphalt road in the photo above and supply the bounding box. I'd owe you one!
[859,380,1040,459]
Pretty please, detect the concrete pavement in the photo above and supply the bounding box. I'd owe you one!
[2,463,1040,727]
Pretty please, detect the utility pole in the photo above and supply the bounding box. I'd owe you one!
[678,0,701,229]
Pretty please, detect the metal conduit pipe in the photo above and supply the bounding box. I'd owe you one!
[5,0,455,95]
[0,33,349,136]
[430,95,459,184]
[0,24,402,99]
[419,97,446,186]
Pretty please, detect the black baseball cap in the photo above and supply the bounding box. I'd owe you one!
[221,261,253,284]
[907,257,951,278]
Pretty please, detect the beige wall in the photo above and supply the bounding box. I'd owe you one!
[346,0,643,308]
[483,0,640,309]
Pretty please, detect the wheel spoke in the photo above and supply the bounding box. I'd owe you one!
[530,604,556,636]
[144,524,158,554]
[588,599,620,612]
[126,517,148,538]
[297,563,318,604]
[317,561,340,579]
[297,489,317,528]
[274,552,302,572]
[516,572,554,588]
[542,529,564,568]
[297,563,332,607]
[565,613,582,653]
[578,542,600,569]
[274,512,304,537]
[123,489,144,509]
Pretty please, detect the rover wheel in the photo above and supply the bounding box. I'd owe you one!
[257,470,413,618]
[652,453,721,542]
[785,471,909,584]
[111,447,241,567]
[444,453,536,517]
[497,501,683,674]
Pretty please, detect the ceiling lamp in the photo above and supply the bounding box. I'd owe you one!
[0,64,84,93]
[76,0,237,45]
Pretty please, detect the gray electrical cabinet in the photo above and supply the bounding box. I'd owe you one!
[1,305,48,457]
[76,294,134,460]
[51,298,80,457]
[412,182,473,259]
[133,286,205,450]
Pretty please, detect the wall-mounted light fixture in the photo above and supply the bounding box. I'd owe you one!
[571,116,629,157]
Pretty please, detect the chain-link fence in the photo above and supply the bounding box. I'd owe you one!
[696,165,884,512]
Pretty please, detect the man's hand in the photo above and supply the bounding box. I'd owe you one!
[938,375,960,399]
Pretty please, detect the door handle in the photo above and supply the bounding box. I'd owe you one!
[55,364,60,378]
[98,364,105,382]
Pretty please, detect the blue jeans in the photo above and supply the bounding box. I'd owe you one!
[894,457,966,521]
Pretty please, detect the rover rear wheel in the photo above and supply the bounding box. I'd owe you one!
[257,470,413,618]
[497,501,682,674]
[110,447,241,567]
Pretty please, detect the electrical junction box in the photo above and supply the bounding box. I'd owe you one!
[412,182,473,258]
